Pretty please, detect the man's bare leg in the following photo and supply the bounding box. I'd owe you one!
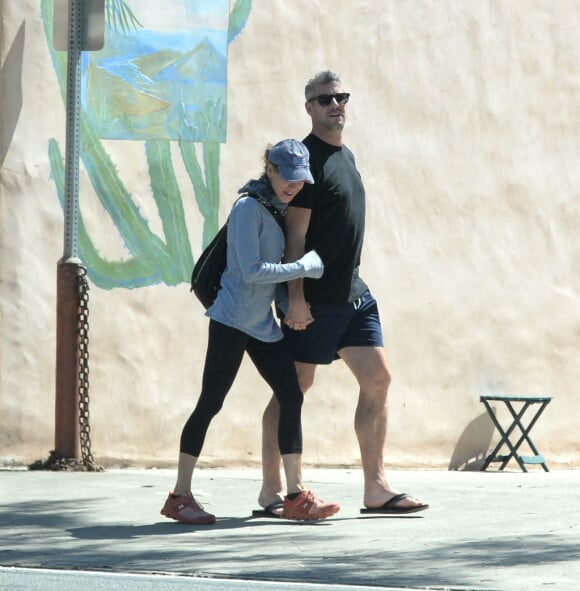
[258,397,284,511]
[339,346,426,510]
[258,362,317,511]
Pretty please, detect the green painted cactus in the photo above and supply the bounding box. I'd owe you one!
[41,0,252,289]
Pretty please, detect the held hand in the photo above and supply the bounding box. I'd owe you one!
[284,301,314,331]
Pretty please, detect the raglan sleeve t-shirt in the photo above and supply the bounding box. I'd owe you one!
[289,134,368,304]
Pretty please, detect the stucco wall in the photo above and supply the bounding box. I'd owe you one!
[1,0,579,469]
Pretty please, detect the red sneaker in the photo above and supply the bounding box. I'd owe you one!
[160,491,216,525]
[282,490,340,521]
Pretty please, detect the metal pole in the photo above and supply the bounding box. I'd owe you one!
[55,0,84,459]
[62,0,82,262]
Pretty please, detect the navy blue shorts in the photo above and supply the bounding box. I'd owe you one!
[281,290,384,365]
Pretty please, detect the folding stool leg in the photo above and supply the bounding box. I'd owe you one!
[481,398,522,471]
[504,400,551,472]
[498,401,532,472]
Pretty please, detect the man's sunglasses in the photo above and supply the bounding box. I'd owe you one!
[307,92,350,106]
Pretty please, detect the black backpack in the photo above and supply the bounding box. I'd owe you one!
[190,222,229,309]
[190,194,284,309]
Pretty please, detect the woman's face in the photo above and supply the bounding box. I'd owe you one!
[266,163,305,203]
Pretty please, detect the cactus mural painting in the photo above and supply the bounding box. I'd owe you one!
[41,0,252,289]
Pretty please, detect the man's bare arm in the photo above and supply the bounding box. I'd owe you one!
[284,207,314,329]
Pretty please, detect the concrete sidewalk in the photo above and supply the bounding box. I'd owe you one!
[1,467,579,590]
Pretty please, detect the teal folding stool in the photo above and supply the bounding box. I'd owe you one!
[480,395,552,472]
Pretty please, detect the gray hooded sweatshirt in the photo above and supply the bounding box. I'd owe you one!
[206,177,323,342]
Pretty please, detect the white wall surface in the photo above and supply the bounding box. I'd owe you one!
[1,0,578,469]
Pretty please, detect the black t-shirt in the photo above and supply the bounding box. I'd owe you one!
[289,133,368,304]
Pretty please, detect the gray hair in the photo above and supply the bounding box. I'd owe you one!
[304,70,342,100]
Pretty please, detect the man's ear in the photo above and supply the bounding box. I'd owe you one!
[305,101,313,116]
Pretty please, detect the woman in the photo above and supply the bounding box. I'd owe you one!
[161,139,340,524]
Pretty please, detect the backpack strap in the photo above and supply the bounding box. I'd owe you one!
[243,192,286,231]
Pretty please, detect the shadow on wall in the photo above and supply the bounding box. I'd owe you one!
[0,21,24,168]
[448,411,496,471]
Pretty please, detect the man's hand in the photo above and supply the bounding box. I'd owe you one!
[284,300,313,331]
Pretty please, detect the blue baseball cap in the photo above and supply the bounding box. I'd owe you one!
[269,139,314,184]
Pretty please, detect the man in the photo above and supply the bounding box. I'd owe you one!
[258,71,428,516]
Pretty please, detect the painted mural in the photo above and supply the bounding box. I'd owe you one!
[41,0,252,289]
[84,0,229,142]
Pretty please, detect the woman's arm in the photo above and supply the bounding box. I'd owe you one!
[229,200,321,285]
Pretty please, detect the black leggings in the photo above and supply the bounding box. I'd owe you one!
[180,320,303,457]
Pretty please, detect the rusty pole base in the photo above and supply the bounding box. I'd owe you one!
[54,260,82,460]
[28,450,96,471]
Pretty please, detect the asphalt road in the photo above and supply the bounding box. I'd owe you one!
[1,467,579,590]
